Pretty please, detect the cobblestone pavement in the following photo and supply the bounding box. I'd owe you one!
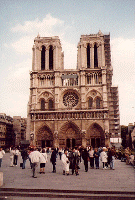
[0,153,135,200]
[0,153,134,199]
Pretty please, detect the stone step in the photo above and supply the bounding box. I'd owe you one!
[0,188,134,199]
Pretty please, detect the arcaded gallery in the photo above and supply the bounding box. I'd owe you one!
[26,31,120,148]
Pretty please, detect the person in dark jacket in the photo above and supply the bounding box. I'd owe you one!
[94,148,100,169]
[21,148,28,169]
[82,148,89,172]
[69,148,79,175]
[50,148,57,173]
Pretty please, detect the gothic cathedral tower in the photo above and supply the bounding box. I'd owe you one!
[26,31,120,148]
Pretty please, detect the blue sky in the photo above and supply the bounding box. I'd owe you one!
[0,0,134,125]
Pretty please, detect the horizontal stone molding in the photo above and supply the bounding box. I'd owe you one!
[30,109,108,121]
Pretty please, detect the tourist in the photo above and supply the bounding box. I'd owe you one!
[50,148,57,173]
[27,147,33,169]
[9,147,15,167]
[94,148,100,169]
[107,148,112,169]
[62,149,69,175]
[82,148,89,172]
[21,148,28,169]
[58,148,62,160]
[125,147,131,165]
[110,147,116,170]
[69,148,79,175]
[100,147,108,169]
[0,147,5,167]
[13,147,20,166]
[29,148,41,178]
[40,148,47,174]
[89,146,94,169]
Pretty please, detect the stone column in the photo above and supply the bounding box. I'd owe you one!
[81,130,86,148]
[32,45,35,71]
[46,46,49,70]
[91,43,94,68]
[101,41,105,67]
[54,131,59,148]
[53,46,56,70]
[102,67,108,108]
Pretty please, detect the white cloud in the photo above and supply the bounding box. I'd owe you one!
[10,14,77,68]
[111,37,135,83]
[11,14,64,34]
[11,36,33,54]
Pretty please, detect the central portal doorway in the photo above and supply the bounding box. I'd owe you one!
[66,138,76,148]
[42,140,52,148]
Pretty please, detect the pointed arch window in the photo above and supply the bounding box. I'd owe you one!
[41,46,46,70]
[94,44,98,68]
[96,97,100,109]
[87,44,90,68]
[49,45,53,70]
[49,99,54,110]
[88,97,93,109]
[41,99,45,111]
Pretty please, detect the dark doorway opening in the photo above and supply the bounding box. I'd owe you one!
[46,140,51,147]
[42,140,45,148]
[91,138,95,148]
[72,138,75,148]
[96,138,100,147]
[66,139,70,148]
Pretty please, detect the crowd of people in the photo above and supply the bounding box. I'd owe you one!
[0,145,134,178]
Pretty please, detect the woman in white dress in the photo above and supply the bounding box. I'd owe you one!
[62,150,69,175]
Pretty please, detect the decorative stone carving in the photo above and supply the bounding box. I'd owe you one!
[63,91,79,108]
[54,131,58,139]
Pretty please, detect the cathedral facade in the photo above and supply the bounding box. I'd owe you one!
[26,31,120,148]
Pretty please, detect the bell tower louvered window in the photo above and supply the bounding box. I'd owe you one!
[94,44,98,68]
[41,46,45,70]
[49,45,53,70]
[87,44,90,68]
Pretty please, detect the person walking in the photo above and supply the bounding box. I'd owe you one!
[29,148,41,178]
[40,148,47,174]
[62,149,69,175]
[0,147,5,167]
[89,146,94,169]
[9,147,15,167]
[82,148,89,172]
[50,148,57,173]
[21,148,28,169]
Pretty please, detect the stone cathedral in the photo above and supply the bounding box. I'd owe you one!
[26,31,120,148]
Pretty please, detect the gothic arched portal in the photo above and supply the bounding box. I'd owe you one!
[59,122,81,148]
[87,123,105,147]
[36,125,53,148]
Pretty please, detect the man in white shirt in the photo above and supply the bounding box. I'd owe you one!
[0,147,5,167]
[29,148,41,178]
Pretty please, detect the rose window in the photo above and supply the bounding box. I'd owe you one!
[63,92,79,107]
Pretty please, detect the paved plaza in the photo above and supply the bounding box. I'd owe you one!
[0,153,134,199]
